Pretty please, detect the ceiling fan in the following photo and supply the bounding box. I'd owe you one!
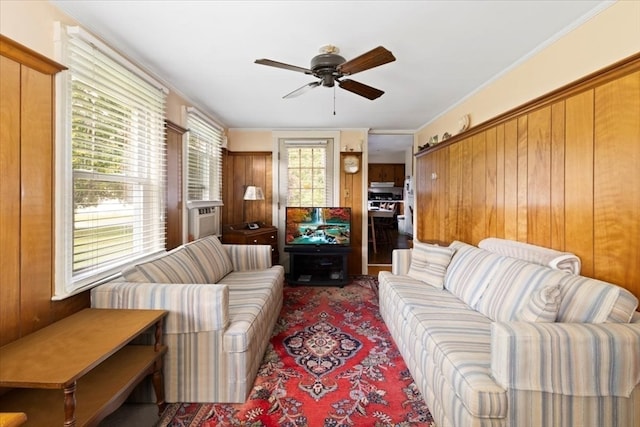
[255,45,396,100]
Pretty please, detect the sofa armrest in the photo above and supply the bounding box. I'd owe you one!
[491,321,640,397]
[223,244,272,271]
[392,248,412,275]
[91,282,229,333]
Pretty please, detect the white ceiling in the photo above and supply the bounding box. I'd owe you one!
[51,0,609,136]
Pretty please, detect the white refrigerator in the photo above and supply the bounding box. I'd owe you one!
[403,177,414,237]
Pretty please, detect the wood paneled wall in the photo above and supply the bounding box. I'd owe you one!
[416,53,640,299]
[165,121,186,250]
[0,36,89,346]
[340,153,364,274]
[222,151,273,226]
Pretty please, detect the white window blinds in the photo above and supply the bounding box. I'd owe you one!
[186,108,223,203]
[54,24,167,298]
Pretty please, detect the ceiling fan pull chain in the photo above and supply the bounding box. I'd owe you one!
[333,85,336,116]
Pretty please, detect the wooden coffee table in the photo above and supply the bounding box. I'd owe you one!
[0,308,168,427]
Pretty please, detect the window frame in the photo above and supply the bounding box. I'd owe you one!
[185,107,224,209]
[53,23,169,300]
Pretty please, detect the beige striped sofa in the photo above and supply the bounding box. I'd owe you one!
[379,240,640,427]
[91,235,284,403]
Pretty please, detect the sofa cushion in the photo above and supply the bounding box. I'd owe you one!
[183,235,234,283]
[220,268,285,353]
[557,274,639,323]
[122,247,208,284]
[474,257,567,322]
[378,273,508,418]
[407,242,456,289]
[419,312,507,418]
[444,241,504,307]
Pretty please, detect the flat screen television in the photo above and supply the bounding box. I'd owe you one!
[285,207,351,246]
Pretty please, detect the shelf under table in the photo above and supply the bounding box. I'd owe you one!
[0,308,168,427]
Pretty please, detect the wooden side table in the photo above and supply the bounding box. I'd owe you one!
[222,223,279,265]
[0,413,27,427]
[0,308,168,427]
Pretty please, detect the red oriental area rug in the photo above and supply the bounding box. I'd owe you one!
[157,276,433,426]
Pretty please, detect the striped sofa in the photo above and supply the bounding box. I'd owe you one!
[379,240,640,427]
[91,235,284,403]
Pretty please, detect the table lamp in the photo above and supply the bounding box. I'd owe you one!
[243,185,264,229]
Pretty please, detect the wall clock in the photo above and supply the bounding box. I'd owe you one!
[343,154,360,174]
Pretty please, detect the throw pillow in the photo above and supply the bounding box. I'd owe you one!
[183,235,234,283]
[474,256,568,322]
[123,247,209,284]
[557,274,638,323]
[513,283,561,322]
[407,242,456,289]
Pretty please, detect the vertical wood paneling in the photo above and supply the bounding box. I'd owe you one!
[516,116,528,242]
[594,71,640,292]
[471,133,486,245]
[416,153,427,238]
[495,124,505,238]
[339,153,363,274]
[416,55,640,299]
[222,152,273,227]
[0,56,22,345]
[565,90,595,277]
[527,107,552,247]
[550,101,566,250]
[460,139,473,244]
[437,147,449,243]
[503,120,518,240]
[447,143,463,240]
[237,155,250,221]
[422,152,436,240]
[485,128,497,239]
[1,36,85,347]
[165,121,185,250]
[20,67,54,335]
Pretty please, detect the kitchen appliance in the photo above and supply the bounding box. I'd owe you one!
[403,176,414,237]
[368,186,403,201]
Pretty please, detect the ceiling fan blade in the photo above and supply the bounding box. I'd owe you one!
[338,46,396,76]
[338,79,384,100]
[283,81,321,99]
[254,58,312,74]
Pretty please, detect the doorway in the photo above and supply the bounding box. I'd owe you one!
[367,133,414,266]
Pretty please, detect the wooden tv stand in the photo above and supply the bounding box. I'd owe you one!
[285,245,351,286]
[0,308,168,427]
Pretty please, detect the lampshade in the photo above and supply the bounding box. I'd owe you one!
[243,185,264,201]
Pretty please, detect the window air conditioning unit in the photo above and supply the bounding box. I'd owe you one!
[189,206,220,241]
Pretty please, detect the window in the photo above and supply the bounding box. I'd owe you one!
[286,144,328,206]
[54,24,168,299]
[185,108,223,204]
[276,137,336,210]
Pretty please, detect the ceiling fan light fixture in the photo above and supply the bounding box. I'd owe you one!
[319,44,339,54]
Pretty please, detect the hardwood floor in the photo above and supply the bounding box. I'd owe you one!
[368,226,412,265]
